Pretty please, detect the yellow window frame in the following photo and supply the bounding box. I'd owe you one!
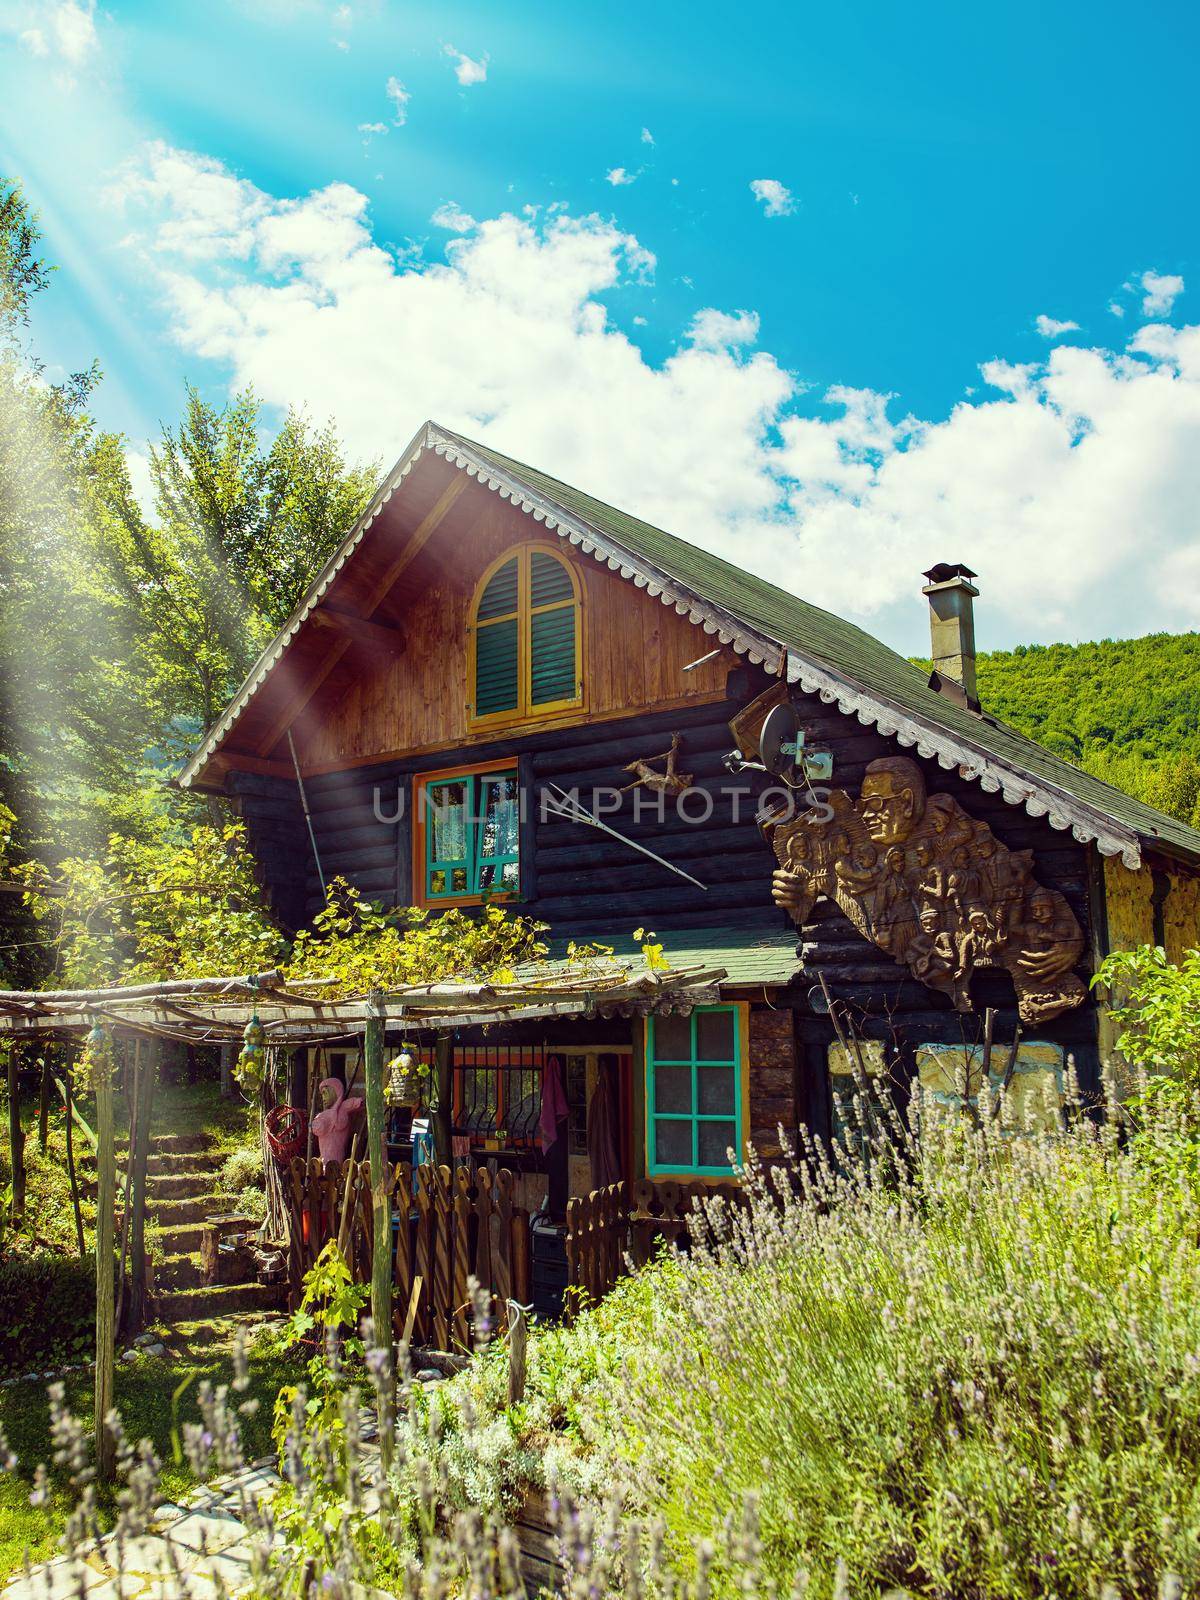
[468,542,584,731]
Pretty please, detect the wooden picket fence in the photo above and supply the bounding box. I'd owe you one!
[287,1157,738,1339]
[563,1177,733,1313]
[285,1157,531,1349]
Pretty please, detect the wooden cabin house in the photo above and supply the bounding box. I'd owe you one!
[180,421,1200,1233]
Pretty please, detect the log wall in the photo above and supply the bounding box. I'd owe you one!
[230,674,1108,1148]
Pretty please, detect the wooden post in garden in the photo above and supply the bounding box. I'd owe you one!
[507,1300,527,1406]
[128,1036,156,1333]
[363,993,393,1471]
[92,1021,117,1481]
[363,993,391,1341]
[38,1053,51,1150]
[6,1042,24,1224]
[219,1041,235,1099]
[64,1053,85,1257]
[432,1031,452,1166]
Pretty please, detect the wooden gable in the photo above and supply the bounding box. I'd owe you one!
[245,478,738,778]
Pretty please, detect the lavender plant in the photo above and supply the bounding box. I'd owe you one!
[3,1070,1198,1600]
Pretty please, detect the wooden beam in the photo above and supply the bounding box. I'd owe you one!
[310,606,405,656]
[254,474,467,760]
[361,474,468,612]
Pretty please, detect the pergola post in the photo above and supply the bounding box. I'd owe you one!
[6,1042,24,1225]
[128,1036,156,1333]
[91,1021,116,1481]
[432,1032,452,1166]
[363,993,391,1346]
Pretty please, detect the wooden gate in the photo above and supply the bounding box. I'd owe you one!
[285,1157,531,1349]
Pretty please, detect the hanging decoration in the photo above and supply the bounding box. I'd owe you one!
[79,1018,115,1092]
[236,1011,267,1093]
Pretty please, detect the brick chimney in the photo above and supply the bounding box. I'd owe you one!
[921,563,979,710]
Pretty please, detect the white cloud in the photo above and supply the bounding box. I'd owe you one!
[1035,314,1080,338]
[750,178,795,217]
[1108,300,1125,319]
[6,0,98,79]
[358,121,387,135]
[605,167,636,187]
[687,308,759,351]
[111,143,1200,646]
[1141,269,1184,318]
[640,127,655,145]
[443,43,488,85]
[385,76,409,125]
[430,201,477,234]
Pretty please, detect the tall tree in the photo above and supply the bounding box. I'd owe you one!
[90,386,377,743]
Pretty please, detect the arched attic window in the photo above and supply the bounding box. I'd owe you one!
[469,544,583,725]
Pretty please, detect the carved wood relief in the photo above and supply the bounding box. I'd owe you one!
[765,754,1087,1025]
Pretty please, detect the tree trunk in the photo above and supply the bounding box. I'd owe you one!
[220,1042,235,1099]
[7,1044,25,1224]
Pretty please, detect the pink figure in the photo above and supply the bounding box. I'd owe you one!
[311,1077,365,1162]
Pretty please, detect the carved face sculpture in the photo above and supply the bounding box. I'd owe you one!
[1030,889,1054,924]
[859,758,927,847]
[915,840,934,869]
[885,847,906,874]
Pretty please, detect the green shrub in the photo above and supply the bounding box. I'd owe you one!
[1098,944,1200,1085]
[0,1254,95,1372]
[220,1144,263,1193]
[236,1184,268,1224]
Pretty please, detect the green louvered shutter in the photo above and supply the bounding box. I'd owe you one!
[529,551,577,706]
[474,557,520,716]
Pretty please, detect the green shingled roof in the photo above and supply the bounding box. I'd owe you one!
[442,427,1200,866]
[543,925,803,991]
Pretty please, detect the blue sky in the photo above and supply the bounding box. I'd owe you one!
[2,0,1199,655]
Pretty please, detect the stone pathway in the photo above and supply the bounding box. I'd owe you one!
[2,1453,296,1599]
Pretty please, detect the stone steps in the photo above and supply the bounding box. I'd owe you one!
[146,1151,223,1178]
[118,1131,213,1156]
[148,1171,222,1200]
[152,1193,239,1228]
[156,1221,206,1255]
[155,1282,280,1321]
[155,1252,203,1291]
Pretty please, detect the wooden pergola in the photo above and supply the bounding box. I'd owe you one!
[0,957,725,1477]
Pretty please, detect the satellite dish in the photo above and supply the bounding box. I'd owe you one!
[760,701,801,780]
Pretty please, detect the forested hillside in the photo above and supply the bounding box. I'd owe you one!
[973,634,1200,828]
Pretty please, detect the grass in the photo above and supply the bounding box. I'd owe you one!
[0,1320,299,1580]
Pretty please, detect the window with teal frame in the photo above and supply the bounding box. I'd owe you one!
[423,770,520,901]
[646,1006,742,1176]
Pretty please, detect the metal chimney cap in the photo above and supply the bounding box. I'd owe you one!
[922,561,977,585]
